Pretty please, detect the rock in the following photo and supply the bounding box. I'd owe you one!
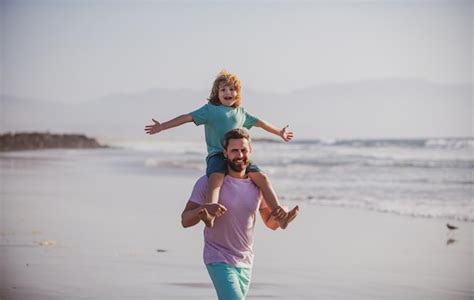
[0,132,108,151]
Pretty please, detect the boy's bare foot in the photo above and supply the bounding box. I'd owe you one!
[198,208,215,228]
[279,205,299,230]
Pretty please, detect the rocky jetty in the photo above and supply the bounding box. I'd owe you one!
[0,132,107,152]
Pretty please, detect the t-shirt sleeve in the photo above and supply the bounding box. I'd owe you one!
[190,104,209,126]
[242,108,259,129]
[189,175,208,205]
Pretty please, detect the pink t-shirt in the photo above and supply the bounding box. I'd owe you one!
[189,175,267,268]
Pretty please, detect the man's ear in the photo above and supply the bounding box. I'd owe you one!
[223,149,228,158]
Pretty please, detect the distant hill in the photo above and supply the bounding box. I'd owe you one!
[1,79,472,139]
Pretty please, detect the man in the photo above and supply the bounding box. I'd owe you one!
[181,128,299,300]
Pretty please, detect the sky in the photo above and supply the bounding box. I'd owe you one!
[1,0,472,103]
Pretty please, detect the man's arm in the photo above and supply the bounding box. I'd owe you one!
[181,201,203,228]
[259,207,280,230]
[181,201,227,228]
[254,119,293,142]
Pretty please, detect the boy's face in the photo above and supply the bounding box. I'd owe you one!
[218,82,238,107]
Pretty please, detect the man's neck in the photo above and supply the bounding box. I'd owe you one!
[227,168,247,179]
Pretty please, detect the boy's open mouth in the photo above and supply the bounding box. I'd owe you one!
[224,96,233,100]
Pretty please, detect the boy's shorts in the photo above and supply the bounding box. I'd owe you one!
[206,152,261,177]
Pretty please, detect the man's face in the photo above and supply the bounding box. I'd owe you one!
[224,138,251,172]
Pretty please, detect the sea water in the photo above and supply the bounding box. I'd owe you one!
[104,137,473,222]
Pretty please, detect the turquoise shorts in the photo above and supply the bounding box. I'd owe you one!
[206,262,252,300]
[206,153,261,177]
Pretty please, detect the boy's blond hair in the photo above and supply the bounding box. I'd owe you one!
[208,70,241,107]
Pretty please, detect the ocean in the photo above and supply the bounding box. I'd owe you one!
[103,137,473,223]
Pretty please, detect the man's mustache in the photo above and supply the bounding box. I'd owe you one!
[231,158,247,163]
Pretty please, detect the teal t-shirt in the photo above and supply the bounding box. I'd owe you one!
[190,104,259,158]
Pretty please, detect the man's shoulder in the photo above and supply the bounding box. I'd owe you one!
[195,175,208,187]
[189,175,208,204]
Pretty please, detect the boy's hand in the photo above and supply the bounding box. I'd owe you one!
[145,119,162,135]
[280,125,294,142]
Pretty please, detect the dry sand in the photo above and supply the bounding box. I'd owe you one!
[1,149,472,299]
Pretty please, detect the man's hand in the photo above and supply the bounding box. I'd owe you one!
[280,125,294,142]
[144,119,162,135]
[203,203,227,217]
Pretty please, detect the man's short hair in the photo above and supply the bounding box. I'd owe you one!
[223,128,251,149]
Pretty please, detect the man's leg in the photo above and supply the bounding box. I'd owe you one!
[206,263,249,300]
[237,266,252,297]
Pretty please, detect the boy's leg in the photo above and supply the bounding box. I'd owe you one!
[200,172,225,228]
[248,171,299,229]
[202,153,227,228]
[247,171,281,211]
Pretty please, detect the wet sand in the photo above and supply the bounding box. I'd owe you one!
[1,149,472,299]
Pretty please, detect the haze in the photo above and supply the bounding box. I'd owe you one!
[1,0,472,138]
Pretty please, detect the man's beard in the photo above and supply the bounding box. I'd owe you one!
[227,158,249,172]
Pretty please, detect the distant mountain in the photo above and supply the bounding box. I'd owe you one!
[1,79,472,139]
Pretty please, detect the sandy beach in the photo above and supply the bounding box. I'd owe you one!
[1,148,472,299]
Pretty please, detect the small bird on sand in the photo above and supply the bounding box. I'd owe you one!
[446,223,458,230]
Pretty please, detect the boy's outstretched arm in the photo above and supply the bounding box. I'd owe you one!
[145,114,193,135]
[254,119,294,142]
